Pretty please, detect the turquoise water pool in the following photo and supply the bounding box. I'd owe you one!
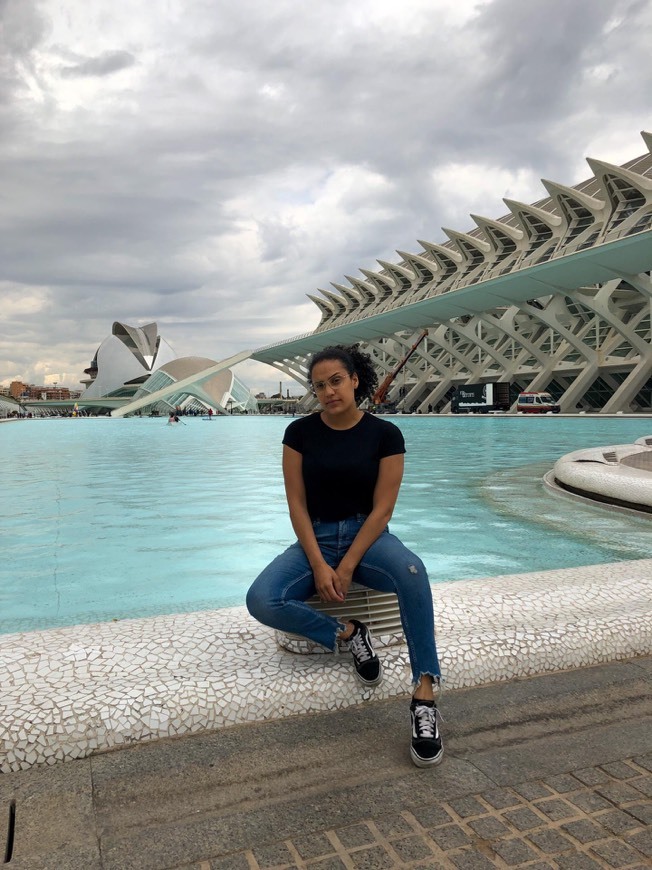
[1,416,651,634]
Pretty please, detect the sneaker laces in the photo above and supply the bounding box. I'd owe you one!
[348,631,372,663]
[413,703,442,738]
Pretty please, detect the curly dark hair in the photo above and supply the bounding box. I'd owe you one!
[308,344,378,405]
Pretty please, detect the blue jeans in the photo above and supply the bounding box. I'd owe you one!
[246,515,441,685]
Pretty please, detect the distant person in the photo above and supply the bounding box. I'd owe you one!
[246,344,443,768]
[168,412,180,424]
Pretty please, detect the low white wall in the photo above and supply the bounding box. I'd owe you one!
[2,559,651,774]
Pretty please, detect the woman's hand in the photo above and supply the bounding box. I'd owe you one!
[334,564,354,600]
[313,562,346,603]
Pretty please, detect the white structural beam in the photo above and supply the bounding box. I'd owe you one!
[252,231,652,364]
[112,351,252,418]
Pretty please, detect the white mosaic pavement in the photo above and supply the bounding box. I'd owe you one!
[2,559,652,774]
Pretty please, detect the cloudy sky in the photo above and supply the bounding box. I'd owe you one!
[1,0,651,394]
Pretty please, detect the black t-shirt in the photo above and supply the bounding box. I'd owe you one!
[282,412,406,521]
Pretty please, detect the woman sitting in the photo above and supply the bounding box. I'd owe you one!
[246,344,443,767]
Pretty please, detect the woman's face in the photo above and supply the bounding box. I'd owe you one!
[310,358,359,416]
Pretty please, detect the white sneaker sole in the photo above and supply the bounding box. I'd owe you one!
[354,660,383,687]
[410,745,444,768]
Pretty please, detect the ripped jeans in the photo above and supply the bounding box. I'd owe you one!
[246,515,441,685]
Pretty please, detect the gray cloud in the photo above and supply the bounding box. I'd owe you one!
[0,0,48,56]
[59,49,136,79]
[0,0,650,394]
[0,0,49,117]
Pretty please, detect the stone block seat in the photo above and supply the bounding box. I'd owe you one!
[275,582,404,654]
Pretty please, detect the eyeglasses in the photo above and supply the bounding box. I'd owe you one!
[310,372,350,394]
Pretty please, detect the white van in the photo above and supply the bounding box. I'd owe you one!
[517,392,561,414]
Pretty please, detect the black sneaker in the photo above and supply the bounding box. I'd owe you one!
[346,620,382,686]
[410,698,443,768]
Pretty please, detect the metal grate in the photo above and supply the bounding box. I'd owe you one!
[276,583,404,654]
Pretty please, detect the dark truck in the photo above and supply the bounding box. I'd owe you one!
[451,382,511,413]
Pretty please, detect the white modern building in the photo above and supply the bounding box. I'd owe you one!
[130,356,258,415]
[252,131,652,414]
[80,323,257,415]
[81,321,176,399]
[0,396,22,418]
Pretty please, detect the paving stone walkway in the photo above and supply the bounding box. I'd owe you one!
[2,655,651,869]
[197,756,652,870]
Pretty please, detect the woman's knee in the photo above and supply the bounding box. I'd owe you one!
[246,579,273,622]
[389,536,428,580]
[404,552,427,580]
[246,561,306,623]
[368,536,428,581]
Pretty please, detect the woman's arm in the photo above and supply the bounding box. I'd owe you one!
[335,453,404,594]
[283,445,344,602]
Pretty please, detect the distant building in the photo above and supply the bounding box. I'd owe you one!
[79,322,257,415]
[252,132,652,414]
[131,356,258,415]
[38,386,77,401]
[81,321,176,399]
[9,381,79,401]
[0,395,22,417]
[9,380,28,399]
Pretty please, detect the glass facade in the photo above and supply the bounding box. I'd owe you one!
[127,364,258,415]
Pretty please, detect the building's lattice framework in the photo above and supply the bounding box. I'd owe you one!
[252,132,652,413]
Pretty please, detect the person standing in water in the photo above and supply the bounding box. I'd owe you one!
[246,344,443,767]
